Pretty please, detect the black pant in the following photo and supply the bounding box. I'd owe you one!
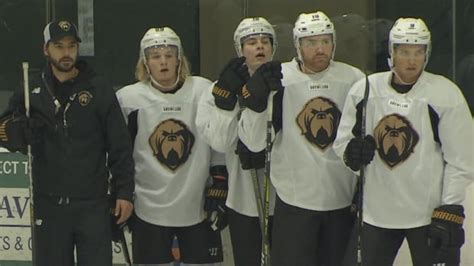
[343,223,440,266]
[34,195,112,266]
[271,195,354,266]
[131,215,223,264]
[228,208,274,266]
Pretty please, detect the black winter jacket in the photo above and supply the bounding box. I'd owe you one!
[0,61,135,201]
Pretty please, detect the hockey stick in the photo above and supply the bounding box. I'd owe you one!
[249,168,267,256]
[118,229,132,265]
[356,73,370,266]
[237,141,268,264]
[249,168,265,233]
[261,92,276,266]
[23,62,36,265]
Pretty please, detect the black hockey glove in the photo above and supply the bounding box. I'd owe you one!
[236,139,265,170]
[240,61,283,113]
[272,89,284,134]
[108,195,127,243]
[343,135,376,171]
[428,204,465,265]
[213,57,249,110]
[1,113,49,153]
[204,165,229,231]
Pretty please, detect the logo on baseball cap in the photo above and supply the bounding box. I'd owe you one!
[43,20,82,44]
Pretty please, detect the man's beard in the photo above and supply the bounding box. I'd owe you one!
[48,56,76,72]
[301,54,330,73]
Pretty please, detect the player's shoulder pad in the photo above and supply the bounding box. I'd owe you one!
[281,59,303,87]
[185,76,214,100]
[331,61,365,81]
[115,81,149,107]
[116,81,147,97]
[348,71,382,99]
[419,72,467,107]
[188,76,213,87]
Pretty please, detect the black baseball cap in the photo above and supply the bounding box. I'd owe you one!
[43,20,82,44]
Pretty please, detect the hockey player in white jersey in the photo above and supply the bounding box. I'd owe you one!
[116,27,224,265]
[196,17,277,265]
[334,18,474,265]
[238,11,365,265]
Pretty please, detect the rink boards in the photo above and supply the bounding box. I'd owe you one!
[0,152,130,265]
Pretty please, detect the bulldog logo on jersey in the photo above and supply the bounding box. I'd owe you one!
[77,91,93,106]
[149,119,195,171]
[374,114,419,168]
[296,97,341,150]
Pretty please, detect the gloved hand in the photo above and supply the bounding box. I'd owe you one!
[240,61,283,113]
[272,90,284,134]
[236,139,265,170]
[1,112,49,153]
[428,204,465,265]
[204,165,229,231]
[343,135,376,171]
[213,57,249,110]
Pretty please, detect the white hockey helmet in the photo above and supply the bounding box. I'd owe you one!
[140,27,183,60]
[388,18,431,69]
[233,17,277,57]
[293,11,336,61]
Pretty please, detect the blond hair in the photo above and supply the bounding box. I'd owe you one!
[135,53,191,83]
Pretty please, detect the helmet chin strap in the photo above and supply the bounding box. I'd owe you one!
[145,60,182,90]
[297,53,331,74]
[301,61,318,74]
[300,60,331,75]
[295,40,334,74]
[388,57,419,85]
[391,68,416,85]
[245,52,274,77]
[247,66,255,77]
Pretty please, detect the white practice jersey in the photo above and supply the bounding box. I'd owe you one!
[333,71,474,229]
[239,59,364,211]
[117,77,216,226]
[196,82,276,217]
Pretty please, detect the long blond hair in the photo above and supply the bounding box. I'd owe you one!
[134,53,191,83]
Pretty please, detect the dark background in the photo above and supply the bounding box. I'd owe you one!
[0,0,472,113]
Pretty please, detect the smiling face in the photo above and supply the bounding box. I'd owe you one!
[298,34,333,73]
[241,35,273,73]
[392,44,426,84]
[145,46,179,87]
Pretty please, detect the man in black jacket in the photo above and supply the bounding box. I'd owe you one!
[0,20,134,265]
